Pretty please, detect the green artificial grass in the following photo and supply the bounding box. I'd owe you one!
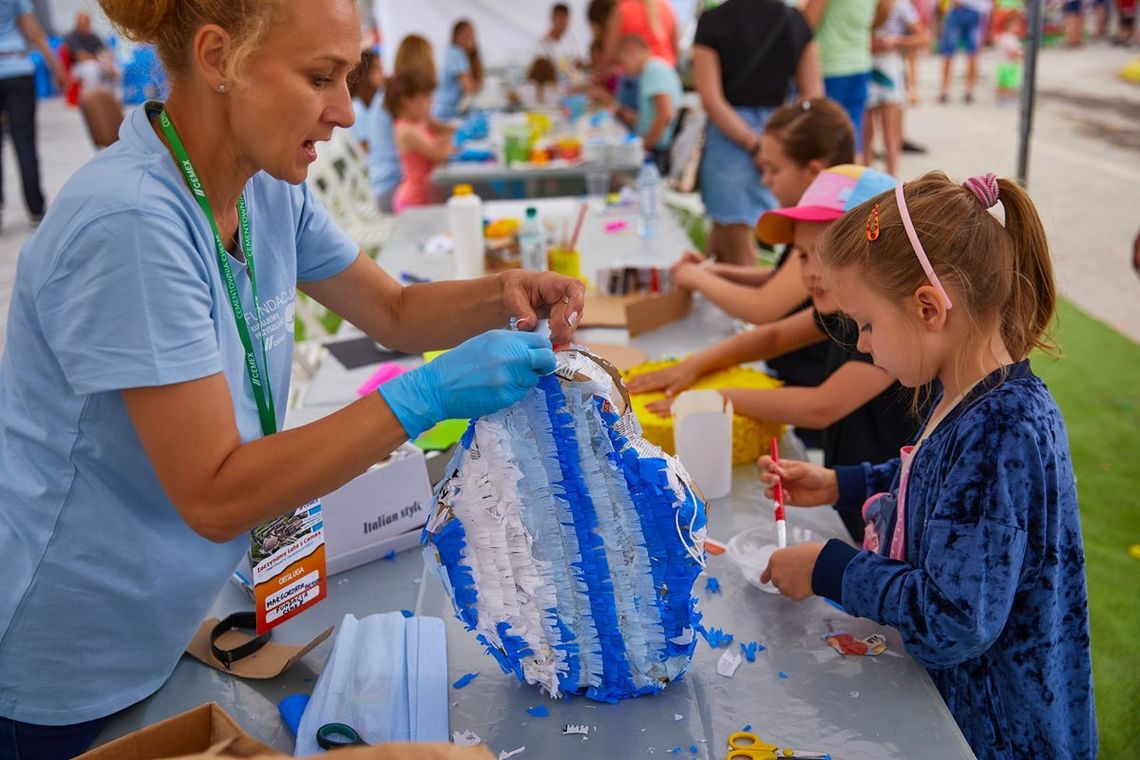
[1032,299,1140,758]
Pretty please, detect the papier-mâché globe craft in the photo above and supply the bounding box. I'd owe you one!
[422,348,708,702]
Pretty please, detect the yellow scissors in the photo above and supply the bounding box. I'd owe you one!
[725,730,832,760]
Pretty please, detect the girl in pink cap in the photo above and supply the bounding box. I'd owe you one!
[759,172,1096,758]
[629,164,922,543]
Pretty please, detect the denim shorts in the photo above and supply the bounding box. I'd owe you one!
[940,6,983,55]
[699,106,778,226]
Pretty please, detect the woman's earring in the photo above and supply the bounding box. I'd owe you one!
[216,83,227,93]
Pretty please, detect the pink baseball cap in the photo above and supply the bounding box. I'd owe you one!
[757,164,897,245]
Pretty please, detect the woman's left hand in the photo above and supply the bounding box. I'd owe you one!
[761,543,825,601]
[500,270,586,344]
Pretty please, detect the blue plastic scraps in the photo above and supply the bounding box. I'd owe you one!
[778,671,789,680]
[694,622,734,649]
[704,576,721,595]
[382,550,397,561]
[452,672,479,689]
[743,724,752,732]
[690,745,699,754]
[400,610,414,618]
[526,705,550,718]
[739,641,762,662]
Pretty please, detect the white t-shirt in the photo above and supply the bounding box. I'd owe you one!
[536,31,582,75]
[876,0,920,39]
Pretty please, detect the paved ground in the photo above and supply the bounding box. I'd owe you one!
[1,42,1137,353]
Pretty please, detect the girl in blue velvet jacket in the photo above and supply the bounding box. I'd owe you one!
[758,171,1097,759]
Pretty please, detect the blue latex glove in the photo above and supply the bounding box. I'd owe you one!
[379,330,556,439]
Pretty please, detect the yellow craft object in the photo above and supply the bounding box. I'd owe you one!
[623,360,785,467]
[485,218,520,238]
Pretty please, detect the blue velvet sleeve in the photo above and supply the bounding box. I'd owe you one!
[834,459,901,512]
[838,420,1037,670]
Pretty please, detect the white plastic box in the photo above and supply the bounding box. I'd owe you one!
[320,443,434,575]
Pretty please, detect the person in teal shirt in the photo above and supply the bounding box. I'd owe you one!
[615,34,681,172]
[803,0,878,152]
[0,1,583,757]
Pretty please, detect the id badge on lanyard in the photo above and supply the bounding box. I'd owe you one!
[158,108,327,634]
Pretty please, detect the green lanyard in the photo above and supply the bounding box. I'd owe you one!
[158,108,277,436]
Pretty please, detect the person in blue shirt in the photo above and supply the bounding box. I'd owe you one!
[434,19,482,120]
[613,34,680,173]
[0,0,67,228]
[348,48,382,152]
[759,172,1097,758]
[0,1,584,757]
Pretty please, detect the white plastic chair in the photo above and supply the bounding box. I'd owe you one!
[307,128,395,254]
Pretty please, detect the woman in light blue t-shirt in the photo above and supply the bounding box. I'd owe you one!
[434,19,483,119]
[0,1,583,757]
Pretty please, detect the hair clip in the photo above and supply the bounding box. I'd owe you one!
[866,203,880,241]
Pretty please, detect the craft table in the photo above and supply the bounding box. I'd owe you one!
[432,158,643,200]
[92,199,975,759]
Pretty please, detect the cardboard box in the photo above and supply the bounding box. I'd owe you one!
[580,290,692,336]
[80,703,494,760]
[320,443,434,576]
[78,703,275,759]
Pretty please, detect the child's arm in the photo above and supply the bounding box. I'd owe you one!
[721,359,895,429]
[674,255,809,325]
[641,93,675,151]
[628,307,826,397]
[811,420,1037,669]
[404,126,453,164]
[671,251,773,285]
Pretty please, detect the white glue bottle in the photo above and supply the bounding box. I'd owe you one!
[448,183,485,279]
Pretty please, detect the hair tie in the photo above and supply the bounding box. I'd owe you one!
[963,172,1000,209]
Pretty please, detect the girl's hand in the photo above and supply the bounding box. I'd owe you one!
[761,543,824,601]
[757,456,838,506]
[627,360,701,397]
[670,250,706,274]
[672,261,706,291]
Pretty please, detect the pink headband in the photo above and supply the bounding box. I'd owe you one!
[895,182,953,309]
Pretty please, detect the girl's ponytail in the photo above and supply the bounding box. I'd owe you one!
[996,178,1057,360]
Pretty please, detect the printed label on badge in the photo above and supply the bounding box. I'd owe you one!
[250,499,327,634]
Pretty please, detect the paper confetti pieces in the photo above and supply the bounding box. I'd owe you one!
[526,705,550,718]
[452,672,480,689]
[717,648,743,678]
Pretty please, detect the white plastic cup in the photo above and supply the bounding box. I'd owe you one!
[672,390,733,500]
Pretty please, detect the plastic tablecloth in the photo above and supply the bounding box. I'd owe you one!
[92,198,974,758]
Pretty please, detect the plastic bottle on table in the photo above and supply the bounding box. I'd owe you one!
[448,184,485,279]
[519,207,547,271]
[637,158,662,244]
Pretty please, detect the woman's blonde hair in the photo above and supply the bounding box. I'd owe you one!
[99,0,288,81]
[820,171,1057,364]
[394,34,435,81]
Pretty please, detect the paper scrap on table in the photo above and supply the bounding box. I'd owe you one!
[453,729,482,746]
[673,713,683,722]
[526,705,550,718]
[704,576,721,595]
[717,648,743,678]
[563,724,589,736]
[823,632,887,657]
[356,362,410,397]
[452,672,479,689]
[696,623,734,648]
[499,747,526,760]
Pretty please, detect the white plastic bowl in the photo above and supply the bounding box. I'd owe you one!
[725,525,820,594]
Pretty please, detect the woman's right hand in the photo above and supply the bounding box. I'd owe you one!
[626,360,702,397]
[757,455,839,507]
[379,330,555,438]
